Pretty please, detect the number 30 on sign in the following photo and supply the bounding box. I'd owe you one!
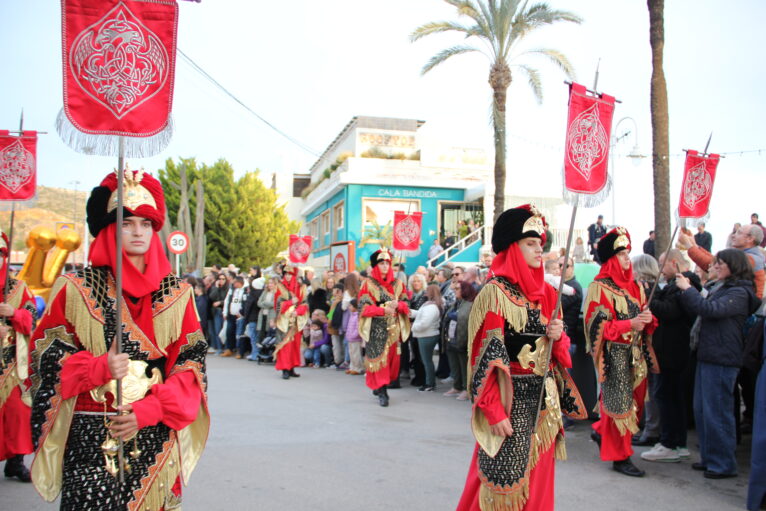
[167,231,189,255]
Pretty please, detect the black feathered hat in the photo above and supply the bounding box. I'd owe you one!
[597,226,632,263]
[369,247,393,267]
[491,204,548,254]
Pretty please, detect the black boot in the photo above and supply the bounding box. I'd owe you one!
[372,388,380,396]
[590,430,602,447]
[288,369,300,378]
[281,370,290,380]
[378,386,389,407]
[4,455,31,483]
[612,457,645,477]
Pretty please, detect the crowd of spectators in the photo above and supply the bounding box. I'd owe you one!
[184,212,766,509]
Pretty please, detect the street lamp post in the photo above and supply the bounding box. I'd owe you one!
[610,117,647,225]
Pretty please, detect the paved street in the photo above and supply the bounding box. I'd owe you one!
[1,355,752,510]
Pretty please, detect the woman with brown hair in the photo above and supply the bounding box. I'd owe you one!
[443,281,477,400]
[411,284,443,392]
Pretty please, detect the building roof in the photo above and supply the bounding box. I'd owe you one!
[309,116,426,174]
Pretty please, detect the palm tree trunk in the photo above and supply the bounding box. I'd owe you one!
[493,86,507,225]
[648,0,671,255]
[490,62,512,225]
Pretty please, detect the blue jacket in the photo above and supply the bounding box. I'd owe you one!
[680,279,759,367]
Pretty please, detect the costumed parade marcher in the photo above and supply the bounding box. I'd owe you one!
[0,232,37,482]
[29,170,209,510]
[358,248,410,407]
[457,205,585,511]
[273,263,308,380]
[584,227,658,477]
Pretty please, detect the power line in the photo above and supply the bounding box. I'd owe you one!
[177,48,322,158]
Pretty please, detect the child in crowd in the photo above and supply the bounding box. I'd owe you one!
[304,319,331,367]
[342,299,364,375]
[543,258,575,296]
[259,320,278,348]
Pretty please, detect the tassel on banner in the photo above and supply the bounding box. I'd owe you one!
[561,169,613,208]
[56,110,174,158]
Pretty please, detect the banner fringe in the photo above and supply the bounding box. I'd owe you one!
[561,170,612,208]
[395,248,421,258]
[0,195,38,209]
[56,109,173,158]
[675,210,711,227]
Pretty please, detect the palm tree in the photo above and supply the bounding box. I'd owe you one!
[411,0,582,223]
[648,0,670,255]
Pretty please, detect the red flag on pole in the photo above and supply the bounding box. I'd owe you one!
[563,83,616,202]
[393,211,422,256]
[57,0,179,157]
[678,150,719,220]
[0,130,37,202]
[289,235,312,264]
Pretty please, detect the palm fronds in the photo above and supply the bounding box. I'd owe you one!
[421,45,481,74]
[513,64,543,103]
[518,48,576,79]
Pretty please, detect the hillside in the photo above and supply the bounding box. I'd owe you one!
[0,185,88,262]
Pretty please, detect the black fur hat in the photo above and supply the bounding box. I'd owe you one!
[597,227,632,263]
[491,204,548,254]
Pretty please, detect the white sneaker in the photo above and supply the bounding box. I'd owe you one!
[641,443,681,463]
[440,376,455,384]
[677,447,690,459]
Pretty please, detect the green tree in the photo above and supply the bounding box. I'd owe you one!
[158,157,205,271]
[411,0,581,223]
[158,157,200,228]
[229,171,300,269]
[160,158,300,269]
[648,0,670,254]
[198,159,239,266]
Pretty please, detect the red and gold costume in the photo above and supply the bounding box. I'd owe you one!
[0,231,37,481]
[358,248,410,405]
[29,170,209,510]
[584,227,658,464]
[274,264,308,376]
[458,206,584,511]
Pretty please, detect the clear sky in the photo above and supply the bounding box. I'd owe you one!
[1,0,764,250]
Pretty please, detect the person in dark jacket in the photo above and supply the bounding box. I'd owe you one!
[207,272,229,354]
[307,278,330,315]
[747,318,766,510]
[443,281,476,400]
[557,256,583,344]
[643,231,656,258]
[676,248,760,479]
[194,283,210,349]
[694,222,713,252]
[241,279,263,358]
[641,250,700,463]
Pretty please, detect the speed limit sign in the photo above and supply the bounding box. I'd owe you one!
[167,231,190,255]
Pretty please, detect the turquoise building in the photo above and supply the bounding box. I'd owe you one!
[299,117,490,271]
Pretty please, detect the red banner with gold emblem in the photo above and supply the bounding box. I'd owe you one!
[393,211,422,255]
[678,150,719,220]
[563,83,615,196]
[289,235,312,264]
[58,0,179,156]
[0,130,37,202]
